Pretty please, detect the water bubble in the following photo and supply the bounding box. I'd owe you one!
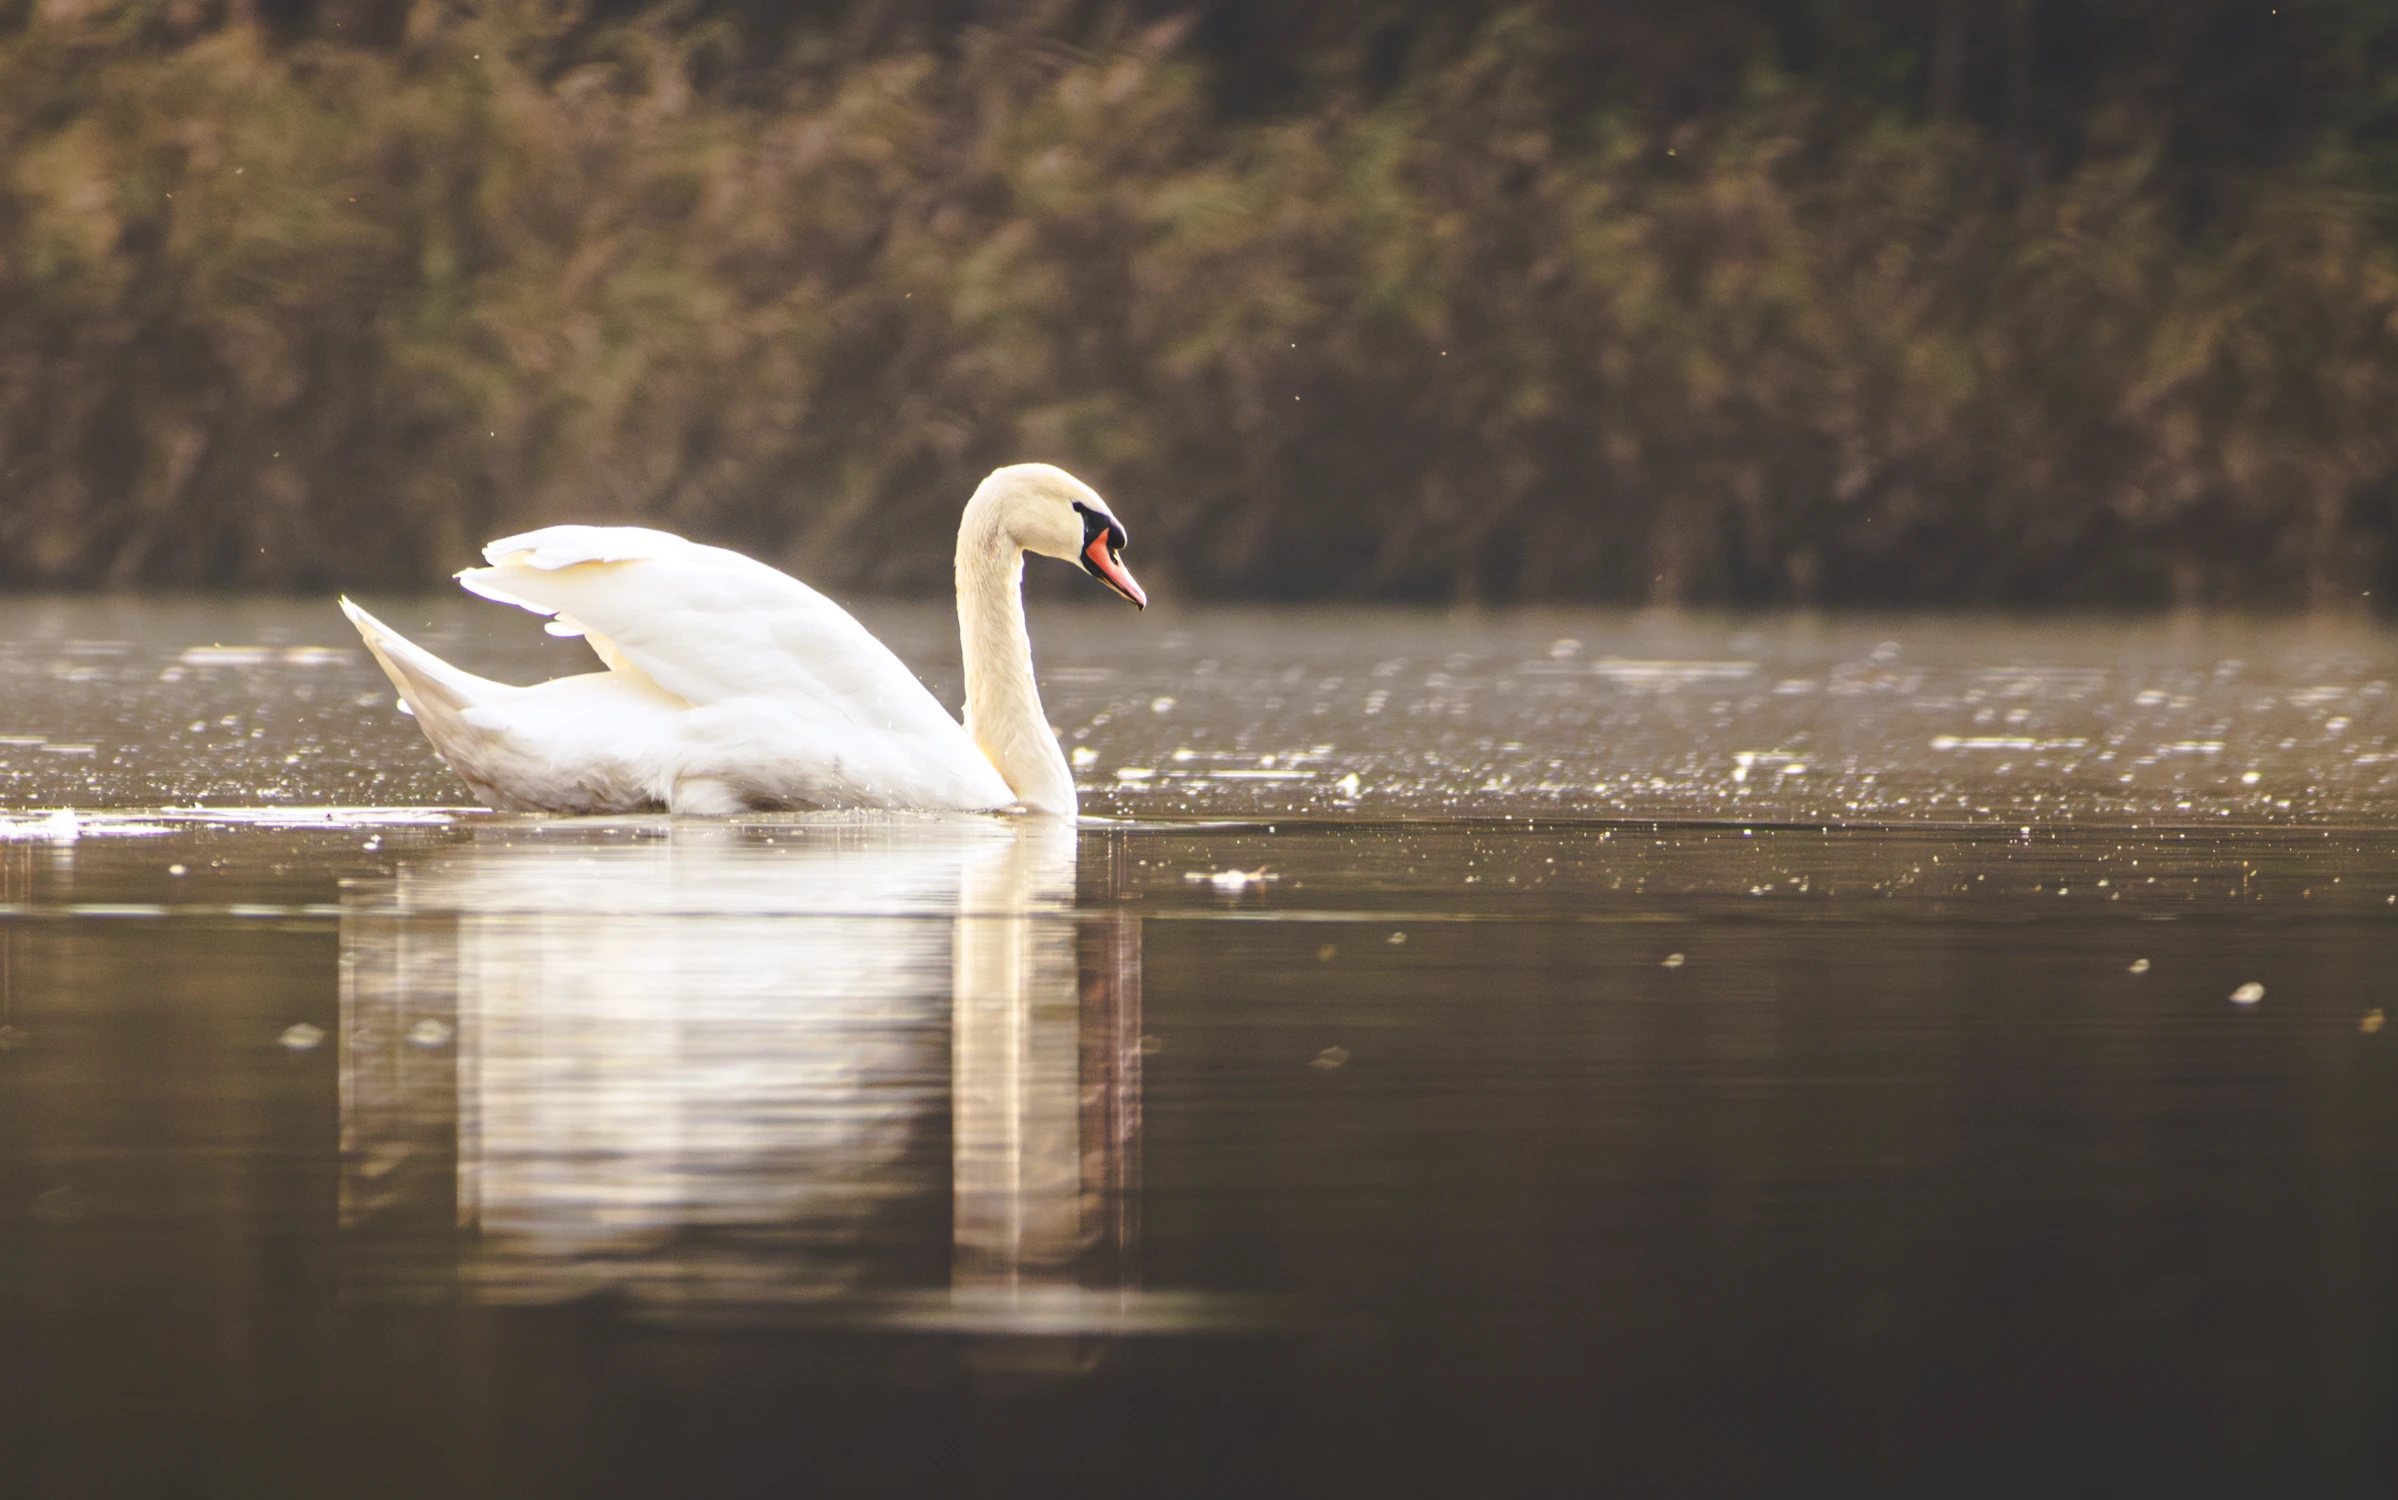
[278,1022,325,1051]
[2230,982,2265,1006]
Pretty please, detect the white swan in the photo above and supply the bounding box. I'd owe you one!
[337,463,1146,817]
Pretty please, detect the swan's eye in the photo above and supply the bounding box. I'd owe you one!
[1073,501,1126,556]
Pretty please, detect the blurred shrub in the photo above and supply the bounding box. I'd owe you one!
[5,0,2398,605]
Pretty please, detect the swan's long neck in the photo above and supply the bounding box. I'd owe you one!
[957,496,1076,816]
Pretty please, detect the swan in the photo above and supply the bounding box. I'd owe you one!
[337,463,1146,817]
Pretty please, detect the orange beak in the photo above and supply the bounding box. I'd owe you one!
[1083,531,1147,609]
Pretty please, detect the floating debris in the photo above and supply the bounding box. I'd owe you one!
[1929,735,2089,752]
[176,644,351,667]
[0,811,176,842]
[406,1018,453,1049]
[2128,958,2151,974]
[1592,658,1756,688]
[2363,1010,2386,1035]
[1387,931,1407,945]
[1317,944,1338,961]
[278,1022,325,1051]
[2230,982,2265,1006]
[1661,953,1686,968]
[1186,867,1276,892]
[1310,1046,1350,1071]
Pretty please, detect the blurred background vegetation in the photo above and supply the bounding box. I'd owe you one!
[8,0,2398,605]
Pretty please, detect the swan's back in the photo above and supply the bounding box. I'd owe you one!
[465,528,937,731]
[453,525,1013,811]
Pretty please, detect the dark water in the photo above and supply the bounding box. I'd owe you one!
[3,600,2397,1496]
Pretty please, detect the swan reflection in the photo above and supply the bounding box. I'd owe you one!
[339,814,1141,1328]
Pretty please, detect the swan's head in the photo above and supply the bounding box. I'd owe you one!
[980,463,1147,609]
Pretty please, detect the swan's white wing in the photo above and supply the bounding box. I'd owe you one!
[458,526,1014,810]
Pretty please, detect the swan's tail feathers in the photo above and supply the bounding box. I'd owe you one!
[338,598,520,774]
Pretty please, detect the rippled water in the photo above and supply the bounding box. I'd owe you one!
[10,596,2398,822]
[2,599,2394,1496]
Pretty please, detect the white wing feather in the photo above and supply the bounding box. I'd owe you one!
[450,525,1013,811]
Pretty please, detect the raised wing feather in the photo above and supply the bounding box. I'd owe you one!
[458,525,987,764]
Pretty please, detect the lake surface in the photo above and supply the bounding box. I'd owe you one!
[2,599,2394,1496]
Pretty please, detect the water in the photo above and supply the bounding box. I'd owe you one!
[2,598,2395,1496]
[11,596,2398,822]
